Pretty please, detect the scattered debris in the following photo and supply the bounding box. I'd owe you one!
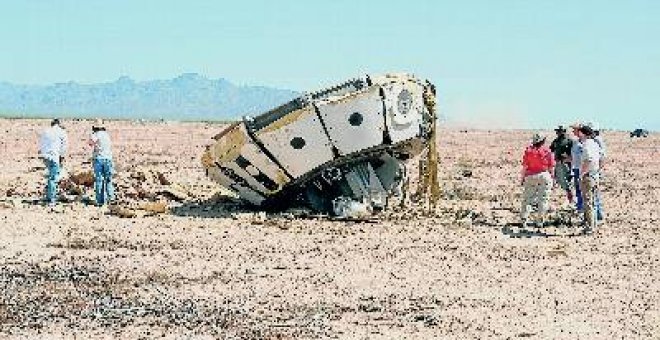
[69,170,95,187]
[109,205,138,218]
[231,212,267,225]
[6,188,16,197]
[547,248,567,257]
[2,166,204,218]
[141,201,169,214]
[546,242,568,257]
[159,184,189,201]
[156,171,171,185]
[460,169,473,178]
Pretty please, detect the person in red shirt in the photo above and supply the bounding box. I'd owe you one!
[520,133,555,227]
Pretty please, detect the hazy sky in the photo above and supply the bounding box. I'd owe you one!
[2,0,659,129]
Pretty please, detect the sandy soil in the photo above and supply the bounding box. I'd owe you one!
[1,118,659,339]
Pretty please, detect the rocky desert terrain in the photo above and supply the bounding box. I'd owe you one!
[0,118,658,339]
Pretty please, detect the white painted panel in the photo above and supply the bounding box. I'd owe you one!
[381,81,426,144]
[316,86,385,155]
[256,107,335,178]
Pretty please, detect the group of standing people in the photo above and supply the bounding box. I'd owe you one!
[38,119,115,208]
[38,118,606,232]
[520,122,606,232]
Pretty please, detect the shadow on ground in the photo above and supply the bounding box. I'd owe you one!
[170,196,252,219]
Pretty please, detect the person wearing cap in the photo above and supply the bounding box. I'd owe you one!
[88,119,114,206]
[38,119,68,207]
[577,125,601,231]
[520,133,555,227]
[549,125,574,205]
[570,122,584,211]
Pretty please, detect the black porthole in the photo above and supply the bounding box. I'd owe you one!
[290,137,306,149]
[349,112,363,126]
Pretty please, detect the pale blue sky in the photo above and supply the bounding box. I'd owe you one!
[2,0,659,129]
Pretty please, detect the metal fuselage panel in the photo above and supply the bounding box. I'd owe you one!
[203,123,290,200]
[206,165,265,205]
[316,86,385,156]
[381,81,427,144]
[254,106,335,179]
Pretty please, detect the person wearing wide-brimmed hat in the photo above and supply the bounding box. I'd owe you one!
[549,125,574,204]
[520,133,555,227]
[576,124,602,232]
[88,119,114,206]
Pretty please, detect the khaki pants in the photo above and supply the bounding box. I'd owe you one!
[554,162,571,191]
[580,174,599,228]
[521,171,553,221]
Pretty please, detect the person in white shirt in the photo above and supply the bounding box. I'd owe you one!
[586,122,606,221]
[577,125,601,231]
[38,119,68,206]
[88,120,114,206]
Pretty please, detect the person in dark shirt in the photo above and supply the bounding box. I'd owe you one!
[549,125,574,205]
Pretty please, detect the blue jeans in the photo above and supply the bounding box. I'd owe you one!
[44,158,60,204]
[595,180,604,221]
[93,158,114,205]
[573,169,583,211]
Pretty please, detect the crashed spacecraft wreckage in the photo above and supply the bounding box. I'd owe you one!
[202,73,437,216]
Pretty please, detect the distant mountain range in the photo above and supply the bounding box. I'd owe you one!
[0,73,299,121]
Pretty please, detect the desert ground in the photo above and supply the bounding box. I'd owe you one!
[0,118,658,339]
